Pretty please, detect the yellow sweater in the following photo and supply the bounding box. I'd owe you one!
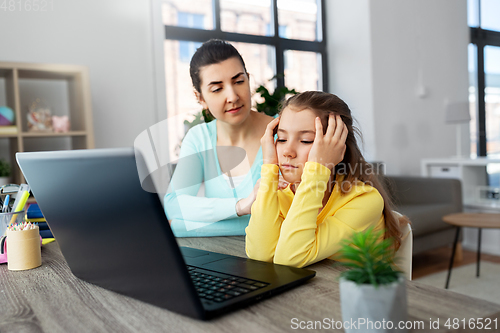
[245,162,385,268]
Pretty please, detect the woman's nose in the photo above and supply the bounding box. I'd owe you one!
[226,86,239,103]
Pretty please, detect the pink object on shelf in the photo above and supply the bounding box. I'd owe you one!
[52,115,70,133]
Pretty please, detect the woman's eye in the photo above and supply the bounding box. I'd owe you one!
[211,88,222,93]
[301,141,314,144]
[276,139,286,143]
[235,80,244,84]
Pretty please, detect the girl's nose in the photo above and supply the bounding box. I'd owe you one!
[282,143,296,159]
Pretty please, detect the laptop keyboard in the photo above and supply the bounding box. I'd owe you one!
[187,265,269,303]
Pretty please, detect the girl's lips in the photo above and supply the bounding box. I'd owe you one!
[226,106,242,113]
[281,164,298,169]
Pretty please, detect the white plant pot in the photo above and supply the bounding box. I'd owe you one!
[339,276,408,333]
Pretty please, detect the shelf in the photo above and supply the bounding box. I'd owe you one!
[464,201,500,210]
[422,158,500,213]
[21,131,87,137]
[464,201,500,213]
[0,61,94,184]
[422,157,500,166]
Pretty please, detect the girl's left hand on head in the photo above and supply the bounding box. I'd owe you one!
[261,117,280,165]
[307,114,348,170]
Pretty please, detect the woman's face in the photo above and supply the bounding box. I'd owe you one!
[276,107,317,185]
[196,57,252,125]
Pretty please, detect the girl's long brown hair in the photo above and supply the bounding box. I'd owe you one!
[280,91,404,249]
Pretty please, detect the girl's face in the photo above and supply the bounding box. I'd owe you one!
[276,107,317,184]
[196,57,252,125]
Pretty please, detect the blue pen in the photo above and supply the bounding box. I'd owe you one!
[1,195,9,213]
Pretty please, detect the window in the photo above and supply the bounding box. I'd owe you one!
[468,0,500,157]
[179,41,202,62]
[161,0,326,159]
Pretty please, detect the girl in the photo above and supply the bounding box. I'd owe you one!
[245,91,402,267]
[164,39,274,237]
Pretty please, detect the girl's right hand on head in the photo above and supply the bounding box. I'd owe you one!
[261,117,280,165]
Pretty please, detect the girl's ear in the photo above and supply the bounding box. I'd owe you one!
[195,90,208,110]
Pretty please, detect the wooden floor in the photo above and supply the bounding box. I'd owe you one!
[412,245,500,280]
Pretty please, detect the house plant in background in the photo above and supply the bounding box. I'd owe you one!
[254,77,298,117]
[337,227,407,333]
[0,158,11,186]
[183,109,214,130]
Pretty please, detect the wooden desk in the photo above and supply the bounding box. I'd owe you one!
[0,238,499,332]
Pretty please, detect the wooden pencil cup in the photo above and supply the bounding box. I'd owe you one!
[6,226,42,271]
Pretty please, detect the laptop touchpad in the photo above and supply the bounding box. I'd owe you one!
[180,247,209,258]
[202,257,269,275]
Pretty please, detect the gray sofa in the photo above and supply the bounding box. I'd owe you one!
[384,176,463,255]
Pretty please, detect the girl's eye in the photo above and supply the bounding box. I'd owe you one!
[276,139,286,143]
[211,88,222,93]
[235,80,244,84]
[301,141,314,144]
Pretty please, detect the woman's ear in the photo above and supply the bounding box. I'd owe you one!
[194,90,208,110]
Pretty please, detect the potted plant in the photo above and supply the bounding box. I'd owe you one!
[0,158,11,186]
[183,109,214,130]
[255,79,298,117]
[336,227,407,333]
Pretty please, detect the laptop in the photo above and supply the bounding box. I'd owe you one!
[16,148,315,320]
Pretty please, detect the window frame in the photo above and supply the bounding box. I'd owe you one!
[470,1,500,156]
[163,0,328,91]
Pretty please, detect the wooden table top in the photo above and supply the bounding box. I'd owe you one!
[0,237,499,332]
[443,213,500,228]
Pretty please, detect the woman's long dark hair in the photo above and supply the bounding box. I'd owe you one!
[280,91,404,249]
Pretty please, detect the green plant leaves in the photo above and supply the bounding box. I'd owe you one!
[0,159,10,178]
[255,84,298,117]
[336,227,402,287]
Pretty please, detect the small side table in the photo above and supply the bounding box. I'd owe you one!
[442,213,500,289]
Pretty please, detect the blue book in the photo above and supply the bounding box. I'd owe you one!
[37,222,50,230]
[39,229,54,239]
[27,203,44,219]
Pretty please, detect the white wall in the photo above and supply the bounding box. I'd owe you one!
[327,0,470,175]
[0,0,164,150]
[326,0,377,162]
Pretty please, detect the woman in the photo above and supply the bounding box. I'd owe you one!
[164,39,274,237]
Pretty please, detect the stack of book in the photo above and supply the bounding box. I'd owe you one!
[26,203,54,239]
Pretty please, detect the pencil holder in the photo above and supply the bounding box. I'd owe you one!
[1,210,25,236]
[6,225,42,271]
[1,210,25,264]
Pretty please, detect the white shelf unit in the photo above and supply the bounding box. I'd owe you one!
[0,62,94,183]
[421,157,500,210]
[422,157,500,255]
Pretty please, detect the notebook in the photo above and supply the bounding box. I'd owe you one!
[16,148,315,320]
